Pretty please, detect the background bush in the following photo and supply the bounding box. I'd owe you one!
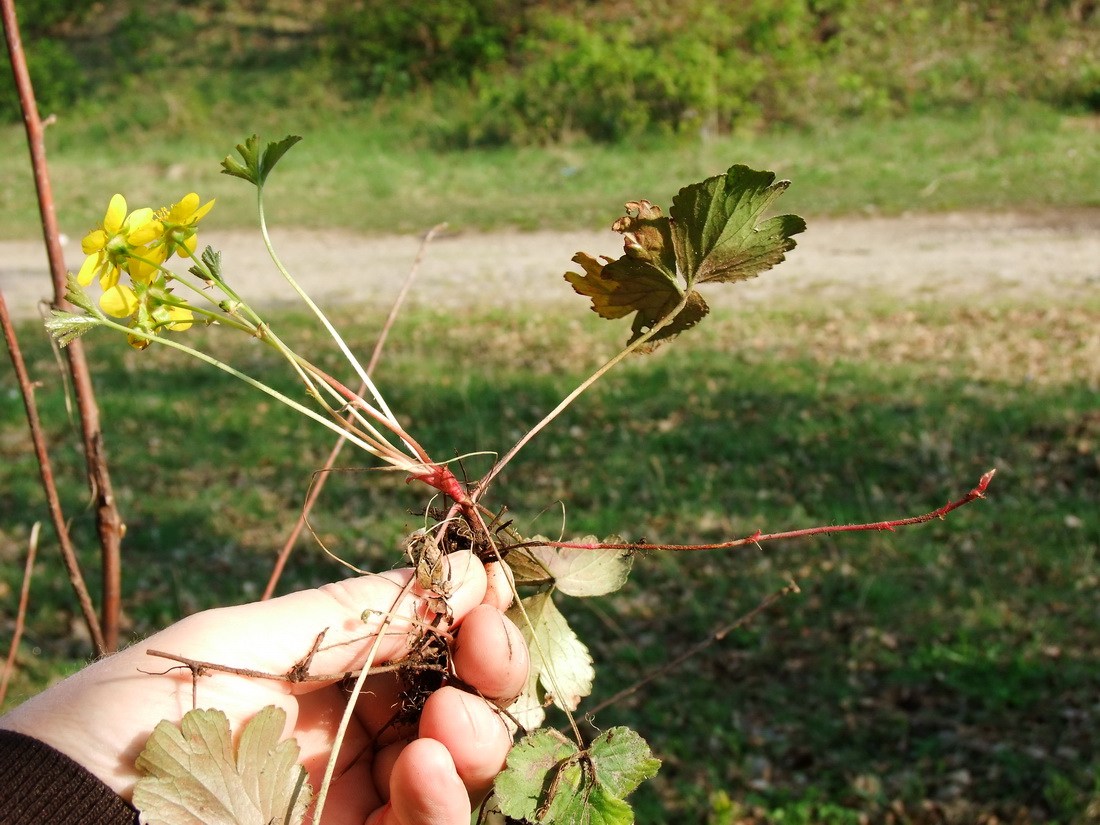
[3,0,1099,142]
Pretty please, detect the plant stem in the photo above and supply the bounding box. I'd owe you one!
[263,224,444,600]
[473,293,692,499]
[311,576,418,824]
[98,319,396,460]
[254,187,403,432]
[1,0,120,649]
[531,469,997,553]
[0,524,40,707]
[0,289,107,654]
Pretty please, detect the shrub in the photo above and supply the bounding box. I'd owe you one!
[321,0,533,96]
[0,35,87,122]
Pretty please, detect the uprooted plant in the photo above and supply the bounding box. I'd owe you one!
[41,135,994,824]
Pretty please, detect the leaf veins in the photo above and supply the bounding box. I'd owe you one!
[566,165,805,351]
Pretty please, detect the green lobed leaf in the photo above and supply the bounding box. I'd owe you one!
[44,311,101,347]
[508,535,633,597]
[189,246,224,285]
[220,135,261,183]
[220,135,302,187]
[258,135,303,183]
[495,728,579,822]
[61,272,101,316]
[495,726,660,825]
[543,782,634,825]
[132,705,312,825]
[566,166,804,351]
[587,727,661,799]
[669,164,806,287]
[506,591,594,729]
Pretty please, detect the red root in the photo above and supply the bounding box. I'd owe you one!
[408,464,470,505]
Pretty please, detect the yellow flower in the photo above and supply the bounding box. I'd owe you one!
[72,193,204,350]
[77,194,163,290]
[114,274,196,349]
[100,284,139,318]
[159,303,194,332]
[154,192,215,259]
[127,253,164,286]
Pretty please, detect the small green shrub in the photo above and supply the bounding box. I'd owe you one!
[452,15,744,145]
[0,35,87,122]
[3,0,1099,137]
[321,0,532,96]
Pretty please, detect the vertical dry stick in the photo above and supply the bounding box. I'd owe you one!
[261,224,446,600]
[0,524,40,707]
[0,290,107,655]
[2,0,123,650]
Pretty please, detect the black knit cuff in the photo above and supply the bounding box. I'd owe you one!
[0,729,139,825]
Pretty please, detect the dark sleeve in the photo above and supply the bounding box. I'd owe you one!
[0,729,139,824]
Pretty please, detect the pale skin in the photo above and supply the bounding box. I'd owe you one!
[0,551,530,825]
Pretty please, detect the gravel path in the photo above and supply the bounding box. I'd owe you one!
[2,209,1098,321]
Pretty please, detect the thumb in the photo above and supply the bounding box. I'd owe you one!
[148,550,489,687]
[0,553,487,799]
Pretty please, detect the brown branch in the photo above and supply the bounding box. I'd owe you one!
[0,525,41,707]
[142,607,454,694]
[0,288,107,654]
[262,224,446,600]
[575,473,992,719]
[144,649,422,683]
[2,0,123,651]
[530,469,996,555]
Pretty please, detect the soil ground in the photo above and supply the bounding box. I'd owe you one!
[2,209,1099,321]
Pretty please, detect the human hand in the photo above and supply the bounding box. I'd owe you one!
[0,551,528,825]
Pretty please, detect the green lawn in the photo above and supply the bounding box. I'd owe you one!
[2,295,1097,822]
[2,102,1099,239]
[2,91,1099,825]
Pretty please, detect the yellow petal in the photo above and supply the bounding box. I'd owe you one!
[142,243,169,265]
[128,256,159,285]
[166,305,193,331]
[191,198,215,223]
[100,284,138,317]
[104,194,127,234]
[77,254,100,286]
[126,332,152,350]
[98,265,121,291]
[82,229,108,254]
[170,193,200,222]
[125,207,156,236]
[127,220,162,246]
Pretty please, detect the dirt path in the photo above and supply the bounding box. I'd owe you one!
[2,209,1098,320]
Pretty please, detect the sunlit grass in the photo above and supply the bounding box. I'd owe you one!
[2,102,1098,240]
[2,298,1097,820]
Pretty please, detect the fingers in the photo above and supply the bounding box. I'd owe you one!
[351,603,527,749]
[369,739,471,825]
[371,682,517,809]
[418,687,513,799]
[451,604,529,703]
[482,561,515,611]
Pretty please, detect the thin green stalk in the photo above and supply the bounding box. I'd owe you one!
[163,301,255,334]
[473,293,692,499]
[254,188,403,431]
[92,318,403,463]
[311,577,417,824]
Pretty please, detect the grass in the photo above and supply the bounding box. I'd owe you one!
[2,101,1099,241]
[2,293,1098,822]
